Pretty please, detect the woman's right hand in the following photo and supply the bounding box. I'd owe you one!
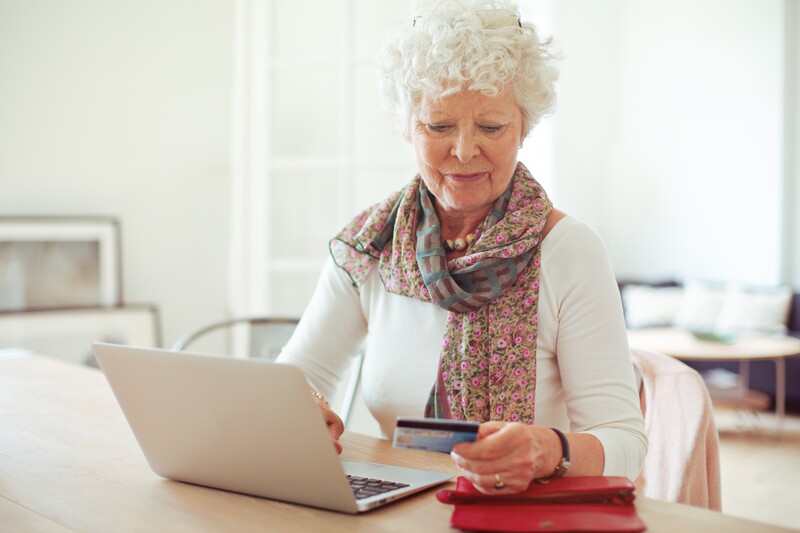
[313,396,344,454]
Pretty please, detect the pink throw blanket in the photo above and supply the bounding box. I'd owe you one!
[631,348,722,511]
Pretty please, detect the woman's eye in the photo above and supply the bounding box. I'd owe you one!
[425,123,452,133]
[480,124,504,134]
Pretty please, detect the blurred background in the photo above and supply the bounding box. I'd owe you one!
[0,0,796,348]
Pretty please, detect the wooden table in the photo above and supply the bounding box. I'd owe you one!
[628,327,800,434]
[1,354,796,532]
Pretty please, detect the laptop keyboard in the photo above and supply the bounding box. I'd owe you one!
[346,475,410,500]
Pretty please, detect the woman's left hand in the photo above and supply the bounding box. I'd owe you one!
[450,422,560,494]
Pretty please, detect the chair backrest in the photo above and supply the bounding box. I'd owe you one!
[171,316,363,427]
[630,347,721,511]
[171,316,299,356]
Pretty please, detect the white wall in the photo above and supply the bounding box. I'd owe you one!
[788,0,800,286]
[550,0,790,287]
[0,0,234,346]
[1,0,796,354]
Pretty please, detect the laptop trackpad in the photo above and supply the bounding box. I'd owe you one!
[341,459,451,486]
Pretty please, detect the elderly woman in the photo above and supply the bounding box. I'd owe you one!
[277,0,646,495]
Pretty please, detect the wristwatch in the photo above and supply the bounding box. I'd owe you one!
[550,427,571,477]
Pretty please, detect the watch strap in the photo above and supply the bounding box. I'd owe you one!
[550,427,570,478]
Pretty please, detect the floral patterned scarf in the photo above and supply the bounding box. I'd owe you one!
[330,162,552,424]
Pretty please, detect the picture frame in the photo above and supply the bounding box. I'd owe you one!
[0,304,162,366]
[0,216,122,311]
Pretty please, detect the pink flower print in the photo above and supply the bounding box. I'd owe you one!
[515,290,524,299]
[375,222,383,230]
[446,314,453,323]
[491,354,501,364]
[450,363,456,371]
[526,419,535,425]
[456,323,463,330]
[531,280,540,290]
[501,309,510,317]
[460,361,469,370]
[495,235,505,243]
[523,198,531,206]
[533,314,539,324]
[508,202,517,210]
[524,298,533,307]
[518,243,525,253]
[510,412,520,422]
[454,380,462,390]
[526,393,534,402]
[514,336,522,345]
[526,334,534,341]
[522,349,531,359]
[380,212,388,220]
[442,338,451,347]
[512,392,521,401]
[478,360,488,370]
[499,392,506,400]
[497,339,507,349]
[508,354,516,362]
[453,411,463,420]
[393,250,400,258]
[501,249,510,258]
[471,378,481,387]
[468,311,477,321]
[519,378,527,387]
[470,346,478,354]
[502,326,512,335]
[518,323,525,331]
[533,257,541,267]
[475,329,482,337]
[514,368,523,377]
[533,200,542,210]
[406,251,413,259]
[461,397,467,407]
[476,399,485,409]
[495,405,504,415]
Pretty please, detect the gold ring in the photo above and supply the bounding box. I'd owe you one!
[494,473,505,490]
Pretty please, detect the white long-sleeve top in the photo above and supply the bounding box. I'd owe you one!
[277,216,647,480]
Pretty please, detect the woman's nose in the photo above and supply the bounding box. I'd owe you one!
[450,129,480,162]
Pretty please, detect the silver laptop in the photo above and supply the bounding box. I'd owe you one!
[92,343,451,513]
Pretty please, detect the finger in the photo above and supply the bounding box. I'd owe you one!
[451,421,505,455]
[315,400,344,454]
[453,426,517,461]
[450,449,504,475]
[476,421,506,439]
[458,470,529,495]
[325,410,345,439]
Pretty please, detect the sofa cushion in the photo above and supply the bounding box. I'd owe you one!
[621,285,684,329]
[673,280,726,333]
[716,284,793,334]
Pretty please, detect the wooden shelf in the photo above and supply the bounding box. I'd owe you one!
[705,385,771,412]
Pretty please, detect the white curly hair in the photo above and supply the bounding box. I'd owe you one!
[378,0,559,140]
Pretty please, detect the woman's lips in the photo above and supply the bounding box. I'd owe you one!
[446,172,489,181]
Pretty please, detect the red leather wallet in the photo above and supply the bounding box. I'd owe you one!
[436,476,646,532]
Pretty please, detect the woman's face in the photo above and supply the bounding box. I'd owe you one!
[411,88,523,221]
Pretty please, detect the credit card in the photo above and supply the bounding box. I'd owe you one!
[392,417,480,453]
